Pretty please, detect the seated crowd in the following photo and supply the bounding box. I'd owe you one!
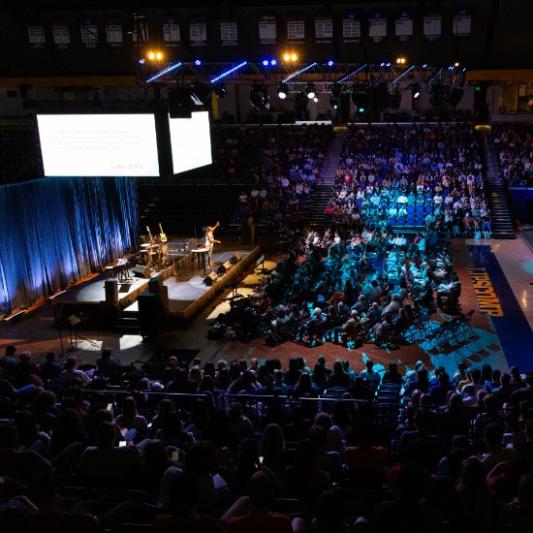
[211,224,460,347]
[493,124,533,187]
[325,124,492,237]
[1,344,533,532]
[233,125,332,229]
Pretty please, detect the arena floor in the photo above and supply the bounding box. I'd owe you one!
[1,235,531,374]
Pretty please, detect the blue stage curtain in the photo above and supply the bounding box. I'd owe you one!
[0,177,138,314]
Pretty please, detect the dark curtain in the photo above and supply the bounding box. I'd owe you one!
[0,177,138,314]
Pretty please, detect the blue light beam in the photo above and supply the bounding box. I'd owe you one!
[146,61,183,84]
[210,61,248,84]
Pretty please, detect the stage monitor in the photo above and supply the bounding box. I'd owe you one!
[169,111,212,174]
[37,114,160,177]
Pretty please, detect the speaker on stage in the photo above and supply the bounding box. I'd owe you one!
[132,265,152,278]
[138,292,164,338]
[105,279,119,305]
[230,253,241,265]
[148,277,169,312]
[216,261,233,276]
[204,271,219,286]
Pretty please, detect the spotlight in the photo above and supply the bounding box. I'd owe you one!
[422,63,428,69]
[214,84,227,99]
[411,82,421,99]
[194,59,202,66]
[330,97,339,110]
[277,82,288,100]
[270,59,277,66]
[250,84,271,111]
[358,107,365,113]
[283,52,291,62]
[262,59,269,66]
[386,62,392,67]
[146,49,164,62]
[306,83,316,99]
[396,56,407,65]
[313,96,319,103]
[351,86,369,108]
[327,60,334,67]
[138,58,145,64]
[413,91,420,99]
[291,52,298,62]
[331,83,342,98]
[454,61,460,67]
[380,62,385,67]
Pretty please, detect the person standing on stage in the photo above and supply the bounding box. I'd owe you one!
[205,221,221,267]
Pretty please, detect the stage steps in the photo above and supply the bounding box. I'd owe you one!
[305,131,346,224]
[481,133,516,239]
[114,308,139,334]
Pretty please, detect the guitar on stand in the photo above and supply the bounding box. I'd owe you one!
[146,225,155,245]
[159,222,168,243]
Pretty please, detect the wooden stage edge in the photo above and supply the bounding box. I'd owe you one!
[174,245,262,323]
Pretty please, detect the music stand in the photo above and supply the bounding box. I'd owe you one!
[67,315,99,351]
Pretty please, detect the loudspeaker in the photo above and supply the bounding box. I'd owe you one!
[216,261,233,275]
[229,253,241,265]
[168,88,192,118]
[138,292,164,338]
[132,265,152,278]
[105,279,119,305]
[204,271,219,286]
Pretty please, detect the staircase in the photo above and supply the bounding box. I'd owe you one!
[305,132,346,225]
[482,133,516,239]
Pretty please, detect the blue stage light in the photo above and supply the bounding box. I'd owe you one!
[194,59,202,66]
[146,61,183,84]
[270,59,277,66]
[210,61,248,84]
[327,60,334,66]
[262,59,269,66]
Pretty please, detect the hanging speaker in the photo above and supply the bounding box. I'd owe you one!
[168,88,192,118]
[204,271,219,286]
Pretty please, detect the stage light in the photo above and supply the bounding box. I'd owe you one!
[250,84,271,111]
[413,91,420,99]
[380,62,385,67]
[146,60,182,84]
[262,59,269,66]
[330,97,339,110]
[210,61,248,84]
[327,60,334,66]
[277,82,288,100]
[194,59,202,66]
[291,52,298,62]
[283,52,291,62]
[422,63,428,68]
[331,82,342,98]
[358,107,365,113]
[454,61,460,67]
[306,83,316,99]
[138,58,145,64]
[386,62,392,67]
[214,84,227,99]
[313,96,319,103]
[146,49,165,62]
[282,51,299,63]
[396,56,407,65]
[270,59,277,66]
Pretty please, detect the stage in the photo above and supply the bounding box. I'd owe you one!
[52,245,261,326]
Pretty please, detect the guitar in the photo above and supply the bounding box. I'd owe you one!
[159,222,168,243]
[146,225,154,244]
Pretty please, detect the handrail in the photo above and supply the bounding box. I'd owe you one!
[78,388,401,406]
